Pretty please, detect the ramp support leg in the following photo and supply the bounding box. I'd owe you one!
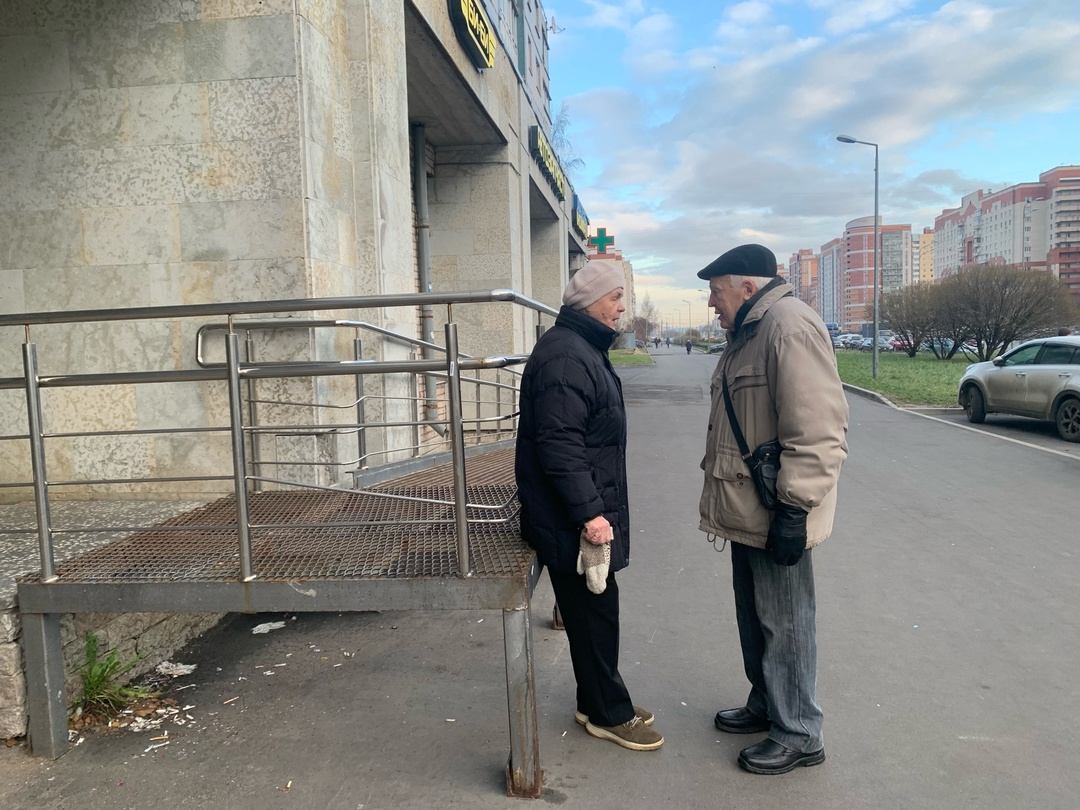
[503,604,541,798]
[22,612,69,759]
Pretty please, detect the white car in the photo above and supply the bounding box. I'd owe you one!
[958,336,1080,442]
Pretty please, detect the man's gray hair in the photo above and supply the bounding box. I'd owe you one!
[723,274,766,292]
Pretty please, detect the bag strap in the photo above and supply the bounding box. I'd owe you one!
[721,372,753,463]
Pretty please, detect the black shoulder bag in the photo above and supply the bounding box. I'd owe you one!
[721,372,781,512]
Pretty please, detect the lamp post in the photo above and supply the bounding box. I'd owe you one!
[700,291,712,341]
[682,299,692,340]
[837,134,880,379]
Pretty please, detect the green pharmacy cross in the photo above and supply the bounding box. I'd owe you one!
[588,228,615,254]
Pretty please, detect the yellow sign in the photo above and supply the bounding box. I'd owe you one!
[449,0,497,71]
[529,126,567,201]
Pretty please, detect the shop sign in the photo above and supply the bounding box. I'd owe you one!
[529,125,567,201]
[448,0,497,71]
[572,194,589,240]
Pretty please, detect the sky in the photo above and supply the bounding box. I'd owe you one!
[543,0,1080,326]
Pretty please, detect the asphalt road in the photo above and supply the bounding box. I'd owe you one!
[3,345,1079,809]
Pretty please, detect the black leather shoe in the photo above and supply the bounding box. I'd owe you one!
[713,706,770,734]
[738,738,825,774]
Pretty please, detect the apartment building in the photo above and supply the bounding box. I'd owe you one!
[933,166,1080,296]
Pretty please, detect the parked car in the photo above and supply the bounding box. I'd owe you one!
[890,337,914,352]
[858,336,892,352]
[707,342,727,354]
[958,336,1080,442]
[838,333,863,349]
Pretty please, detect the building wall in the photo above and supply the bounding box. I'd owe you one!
[818,238,843,328]
[0,0,587,495]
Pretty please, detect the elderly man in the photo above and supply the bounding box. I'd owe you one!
[516,260,664,752]
[698,244,848,774]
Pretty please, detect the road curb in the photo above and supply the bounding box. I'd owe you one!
[841,383,898,409]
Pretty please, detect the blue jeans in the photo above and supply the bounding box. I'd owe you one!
[731,542,823,752]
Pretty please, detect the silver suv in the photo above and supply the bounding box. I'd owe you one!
[958,336,1080,442]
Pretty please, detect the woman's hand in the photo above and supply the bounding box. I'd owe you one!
[582,515,613,545]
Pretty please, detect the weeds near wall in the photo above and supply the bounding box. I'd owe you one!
[74,632,156,718]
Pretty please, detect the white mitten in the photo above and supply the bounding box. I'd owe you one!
[576,528,611,594]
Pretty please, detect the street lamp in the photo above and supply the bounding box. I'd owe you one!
[700,291,712,341]
[837,134,880,379]
[682,299,692,339]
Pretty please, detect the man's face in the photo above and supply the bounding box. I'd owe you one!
[708,276,755,330]
[584,288,626,329]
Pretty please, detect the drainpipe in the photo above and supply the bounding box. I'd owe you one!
[413,122,445,436]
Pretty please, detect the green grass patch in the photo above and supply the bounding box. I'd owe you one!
[835,349,973,407]
[609,348,655,366]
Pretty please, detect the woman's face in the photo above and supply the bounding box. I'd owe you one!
[584,288,626,329]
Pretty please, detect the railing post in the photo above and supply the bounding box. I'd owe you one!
[22,340,56,582]
[225,329,256,581]
[444,322,471,576]
[354,336,367,469]
[244,332,260,492]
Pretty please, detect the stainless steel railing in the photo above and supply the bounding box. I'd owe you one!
[0,290,558,580]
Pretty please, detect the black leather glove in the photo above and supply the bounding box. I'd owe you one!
[767,502,808,566]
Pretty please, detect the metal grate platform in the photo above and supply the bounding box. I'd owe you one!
[17,447,526,585]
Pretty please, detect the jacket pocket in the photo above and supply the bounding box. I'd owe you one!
[708,450,761,520]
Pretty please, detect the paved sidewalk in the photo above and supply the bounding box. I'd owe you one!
[3,346,1079,808]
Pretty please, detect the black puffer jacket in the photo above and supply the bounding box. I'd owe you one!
[515,306,630,574]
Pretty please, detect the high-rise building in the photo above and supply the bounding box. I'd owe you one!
[915,227,934,284]
[818,238,844,327]
[838,217,911,333]
[933,166,1080,296]
[787,249,819,313]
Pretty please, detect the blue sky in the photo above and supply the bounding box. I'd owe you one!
[543,0,1080,321]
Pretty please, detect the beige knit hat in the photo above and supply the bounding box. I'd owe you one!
[562,260,625,310]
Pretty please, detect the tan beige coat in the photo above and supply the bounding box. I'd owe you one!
[699,282,849,548]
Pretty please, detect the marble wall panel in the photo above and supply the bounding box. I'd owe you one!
[128,83,211,146]
[0,150,85,213]
[176,138,303,203]
[69,24,186,89]
[0,93,50,153]
[44,88,131,151]
[28,320,178,376]
[0,33,70,96]
[0,270,26,315]
[208,77,299,143]
[303,81,351,160]
[69,433,153,484]
[151,432,234,490]
[168,257,309,304]
[41,388,139,449]
[299,15,347,105]
[83,146,187,207]
[21,265,168,313]
[179,199,304,262]
[297,0,345,39]
[182,16,297,83]
[0,210,84,272]
[135,378,229,432]
[198,0,293,20]
[0,0,202,33]
[82,205,182,266]
[304,141,354,213]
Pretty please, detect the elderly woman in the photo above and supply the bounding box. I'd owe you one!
[515,260,663,752]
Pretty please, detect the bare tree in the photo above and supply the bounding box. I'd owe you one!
[638,294,659,338]
[924,279,974,360]
[550,100,585,179]
[880,285,935,357]
[949,265,1076,361]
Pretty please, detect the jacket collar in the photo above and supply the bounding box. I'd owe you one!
[555,305,619,352]
[728,278,793,342]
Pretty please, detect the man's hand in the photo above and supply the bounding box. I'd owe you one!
[582,514,613,545]
[767,502,808,566]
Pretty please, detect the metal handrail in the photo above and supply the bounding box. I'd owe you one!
[0,288,558,328]
[7,290,552,581]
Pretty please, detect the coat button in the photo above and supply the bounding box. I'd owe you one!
[736,473,744,479]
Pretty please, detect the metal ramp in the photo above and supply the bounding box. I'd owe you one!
[4,292,557,798]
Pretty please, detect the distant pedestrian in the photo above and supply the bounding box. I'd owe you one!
[685,339,693,354]
[697,243,848,775]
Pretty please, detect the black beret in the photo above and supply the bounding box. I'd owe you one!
[697,244,778,280]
